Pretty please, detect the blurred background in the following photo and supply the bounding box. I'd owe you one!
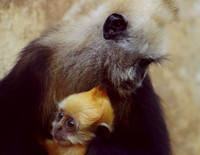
[0,0,199,154]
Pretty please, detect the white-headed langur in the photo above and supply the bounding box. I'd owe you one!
[43,86,114,155]
[0,0,178,154]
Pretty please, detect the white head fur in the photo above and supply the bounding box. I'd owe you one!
[36,0,177,96]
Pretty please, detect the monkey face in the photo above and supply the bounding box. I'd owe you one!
[39,0,177,96]
[52,110,79,145]
[101,12,154,95]
[51,86,114,145]
[52,107,97,146]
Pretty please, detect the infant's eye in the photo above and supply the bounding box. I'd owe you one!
[57,112,64,119]
[67,120,75,128]
[66,119,76,132]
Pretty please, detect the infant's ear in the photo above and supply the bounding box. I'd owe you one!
[95,123,112,138]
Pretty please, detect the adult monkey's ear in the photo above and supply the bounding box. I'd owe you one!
[95,123,112,138]
[103,13,128,40]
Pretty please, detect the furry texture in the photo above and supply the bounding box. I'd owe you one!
[44,86,114,155]
[0,0,178,154]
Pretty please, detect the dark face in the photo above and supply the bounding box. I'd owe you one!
[52,110,79,142]
[58,12,161,97]
[101,13,157,94]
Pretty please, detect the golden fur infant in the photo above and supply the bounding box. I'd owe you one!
[44,86,114,155]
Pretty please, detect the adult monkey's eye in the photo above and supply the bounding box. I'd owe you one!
[57,112,64,119]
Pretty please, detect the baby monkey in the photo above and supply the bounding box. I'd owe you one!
[44,86,114,155]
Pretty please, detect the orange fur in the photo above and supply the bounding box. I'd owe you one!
[44,140,86,155]
[44,86,114,155]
